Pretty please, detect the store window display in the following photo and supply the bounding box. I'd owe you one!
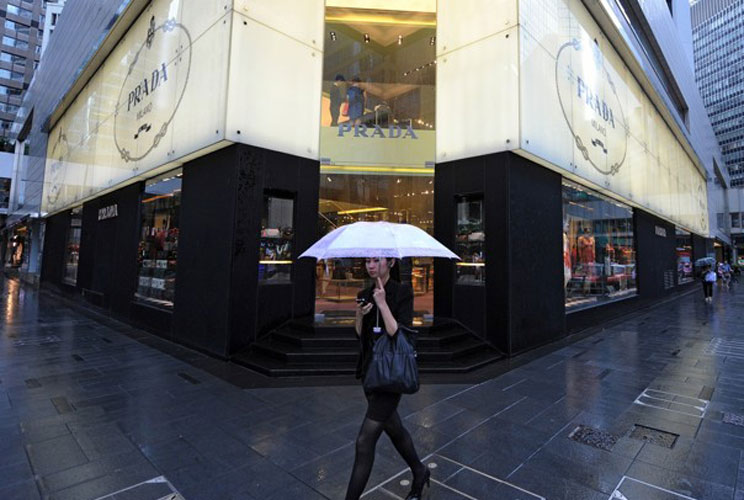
[259,193,294,282]
[6,226,26,268]
[455,196,485,285]
[63,207,82,285]
[135,169,182,308]
[562,180,636,310]
[676,229,694,284]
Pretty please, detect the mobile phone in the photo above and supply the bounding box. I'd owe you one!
[356,297,367,305]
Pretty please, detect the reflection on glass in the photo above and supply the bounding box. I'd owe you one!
[135,169,182,308]
[63,207,82,285]
[259,193,294,283]
[676,229,694,284]
[455,196,485,285]
[563,180,637,310]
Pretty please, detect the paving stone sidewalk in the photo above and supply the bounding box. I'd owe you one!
[1,277,743,499]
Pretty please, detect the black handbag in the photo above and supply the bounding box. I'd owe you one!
[363,325,419,394]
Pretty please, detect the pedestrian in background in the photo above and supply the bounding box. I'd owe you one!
[721,261,733,288]
[703,265,716,303]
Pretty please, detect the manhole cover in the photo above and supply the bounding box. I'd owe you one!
[629,424,678,448]
[568,425,617,451]
[722,412,744,427]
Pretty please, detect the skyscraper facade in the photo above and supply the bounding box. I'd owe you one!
[692,0,744,262]
[0,0,47,147]
[692,0,744,187]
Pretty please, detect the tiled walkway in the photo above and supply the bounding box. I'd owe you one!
[1,277,743,499]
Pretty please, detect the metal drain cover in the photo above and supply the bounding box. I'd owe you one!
[569,425,618,451]
[629,424,678,448]
[722,412,744,427]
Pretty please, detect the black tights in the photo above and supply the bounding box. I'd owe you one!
[345,411,426,500]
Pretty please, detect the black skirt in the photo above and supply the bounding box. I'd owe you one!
[365,390,402,422]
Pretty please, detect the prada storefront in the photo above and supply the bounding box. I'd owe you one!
[39,0,710,372]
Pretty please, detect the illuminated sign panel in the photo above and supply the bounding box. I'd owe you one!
[517,0,708,235]
[43,0,232,214]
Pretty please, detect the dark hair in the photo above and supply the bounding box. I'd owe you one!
[387,258,401,282]
[334,74,345,81]
[352,76,361,83]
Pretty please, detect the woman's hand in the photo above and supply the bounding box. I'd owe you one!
[357,301,373,316]
[372,277,386,306]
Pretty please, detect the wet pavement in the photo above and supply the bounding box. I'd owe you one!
[0,277,743,500]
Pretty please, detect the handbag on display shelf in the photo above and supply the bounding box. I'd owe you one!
[363,315,419,394]
[340,102,349,116]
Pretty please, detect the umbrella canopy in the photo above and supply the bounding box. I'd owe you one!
[299,221,460,260]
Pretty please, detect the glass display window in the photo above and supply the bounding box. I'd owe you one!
[135,168,182,308]
[0,177,10,209]
[563,180,637,311]
[315,173,434,325]
[5,225,26,268]
[259,192,294,283]
[62,207,82,285]
[675,229,694,285]
[316,1,436,325]
[455,195,485,285]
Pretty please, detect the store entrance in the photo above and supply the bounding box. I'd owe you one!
[316,0,436,326]
[315,172,434,325]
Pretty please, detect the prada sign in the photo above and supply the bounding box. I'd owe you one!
[555,38,628,176]
[114,16,192,163]
[98,204,119,221]
[337,123,419,139]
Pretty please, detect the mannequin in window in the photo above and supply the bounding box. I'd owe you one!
[577,227,596,273]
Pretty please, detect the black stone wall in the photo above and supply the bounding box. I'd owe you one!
[435,152,564,355]
[77,183,142,313]
[41,210,70,286]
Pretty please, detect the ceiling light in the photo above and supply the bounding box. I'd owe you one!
[397,35,402,45]
[364,33,370,43]
[330,31,336,41]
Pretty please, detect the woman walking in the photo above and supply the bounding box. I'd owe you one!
[703,265,716,303]
[345,256,430,500]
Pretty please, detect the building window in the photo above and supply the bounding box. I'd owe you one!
[4,19,30,36]
[63,207,82,285]
[0,51,26,66]
[6,4,33,19]
[259,192,294,282]
[135,169,182,307]
[455,195,485,285]
[563,180,637,311]
[0,68,24,81]
[2,36,28,50]
[0,103,19,114]
[0,119,12,130]
[717,212,725,229]
[0,85,22,96]
[732,212,741,229]
[676,229,694,284]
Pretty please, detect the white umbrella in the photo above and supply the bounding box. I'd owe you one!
[299,221,460,260]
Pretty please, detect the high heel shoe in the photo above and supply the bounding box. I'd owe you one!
[405,467,430,500]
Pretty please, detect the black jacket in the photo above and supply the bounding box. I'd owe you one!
[355,279,414,379]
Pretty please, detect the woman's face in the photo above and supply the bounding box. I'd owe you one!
[365,257,391,279]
